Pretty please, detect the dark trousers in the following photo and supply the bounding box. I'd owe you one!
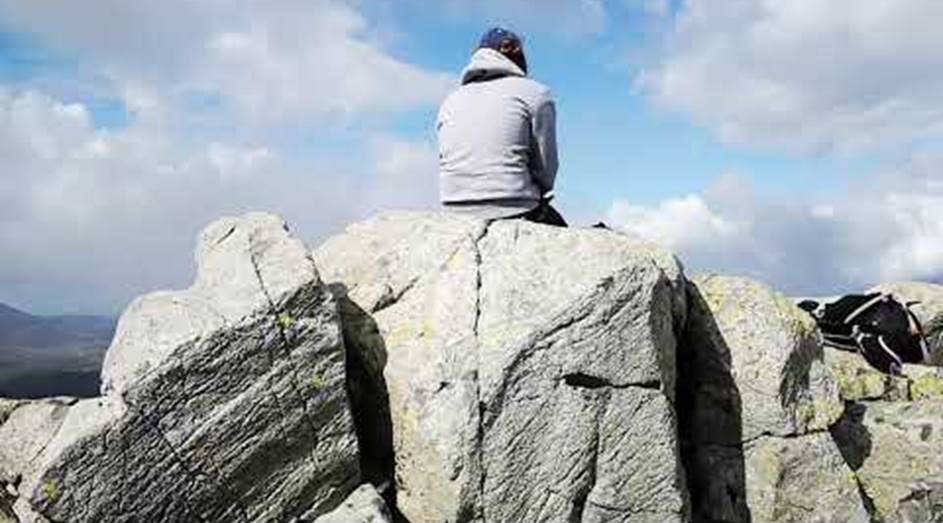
[514,200,567,227]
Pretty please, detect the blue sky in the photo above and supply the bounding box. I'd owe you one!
[1,0,941,315]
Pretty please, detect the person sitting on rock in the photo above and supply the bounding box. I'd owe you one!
[437,27,566,227]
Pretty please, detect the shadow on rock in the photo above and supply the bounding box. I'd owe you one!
[829,402,878,516]
[829,403,873,471]
[677,281,751,523]
[330,284,406,522]
[779,332,822,415]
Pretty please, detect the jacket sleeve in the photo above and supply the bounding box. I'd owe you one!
[530,89,558,194]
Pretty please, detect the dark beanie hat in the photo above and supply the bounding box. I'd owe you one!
[478,27,523,51]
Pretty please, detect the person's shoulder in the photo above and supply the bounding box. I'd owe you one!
[509,77,554,102]
[437,87,464,114]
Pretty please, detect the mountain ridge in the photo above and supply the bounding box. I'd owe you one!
[0,302,115,399]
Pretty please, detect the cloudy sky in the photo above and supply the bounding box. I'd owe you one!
[1,0,941,315]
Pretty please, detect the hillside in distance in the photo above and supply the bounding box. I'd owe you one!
[0,303,115,398]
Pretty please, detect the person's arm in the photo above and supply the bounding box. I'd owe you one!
[530,89,558,195]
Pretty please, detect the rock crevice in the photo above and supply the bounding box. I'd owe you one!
[316,211,689,523]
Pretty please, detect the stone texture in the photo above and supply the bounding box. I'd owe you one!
[906,365,943,400]
[3,213,359,522]
[832,399,943,523]
[316,212,485,522]
[681,274,854,523]
[308,484,392,523]
[825,348,912,402]
[684,275,843,443]
[315,211,689,523]
[743,432,869,523]
[825,348,943,402]
[0,398,74,488]
[870,281,943,365]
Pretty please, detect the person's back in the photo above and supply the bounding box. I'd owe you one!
[437,28,564,225]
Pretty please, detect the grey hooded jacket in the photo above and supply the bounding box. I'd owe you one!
[437,48,558,219]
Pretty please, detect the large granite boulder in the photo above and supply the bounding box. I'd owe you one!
[680,274,863,523]
[315,211,689,523]
[0,213,359,522]
[832,399,943,523]
[870,282,943,365]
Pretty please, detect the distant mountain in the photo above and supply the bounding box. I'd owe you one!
[0,303,116,399]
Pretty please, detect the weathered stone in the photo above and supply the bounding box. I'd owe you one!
[832,400,943,523]
[744,432,869,523]
[101,213,320,396]
[315,211,689,523]
[307,484,392,523]
[316,212,484,522]
[4,213,359,522]
[825,348,911,402]
[824,348,943,402]
[906,365,943,400]
[685,275,843,443]
[681,274,850,522]
[870,281,943,365]
[0,399,26,426]
[0,398,76,489]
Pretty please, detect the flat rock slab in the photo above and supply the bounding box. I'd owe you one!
[316,211,689,523]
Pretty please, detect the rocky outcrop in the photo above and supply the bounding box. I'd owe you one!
[2,209,941,523]
[819,285,943,522]
[680,274,866,523]
[825,311,943,522]
[315,211,689,523]
[0,213,359,522]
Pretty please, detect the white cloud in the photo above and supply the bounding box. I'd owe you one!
[606,161,943,295]
[206,143,274,181]
[607,194,741,250]
[0,0,454,124]
[0,2,456,314]
[0,90,438,314]
[198,4,454,123]
[638,0,943,153]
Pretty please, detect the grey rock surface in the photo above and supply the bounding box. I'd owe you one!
[832,399,943,523]
[743,432,869,523]
[315,211,689,523]
[825,347,943,402]
[308,484,392,523]
[3,213,359,522]
[684,275,843,443]
[681,274,856,523]
[825,348,912,402]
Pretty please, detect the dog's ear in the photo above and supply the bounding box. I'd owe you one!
[797,300,819,313]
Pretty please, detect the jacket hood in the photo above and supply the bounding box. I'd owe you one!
[461,48,526,85]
